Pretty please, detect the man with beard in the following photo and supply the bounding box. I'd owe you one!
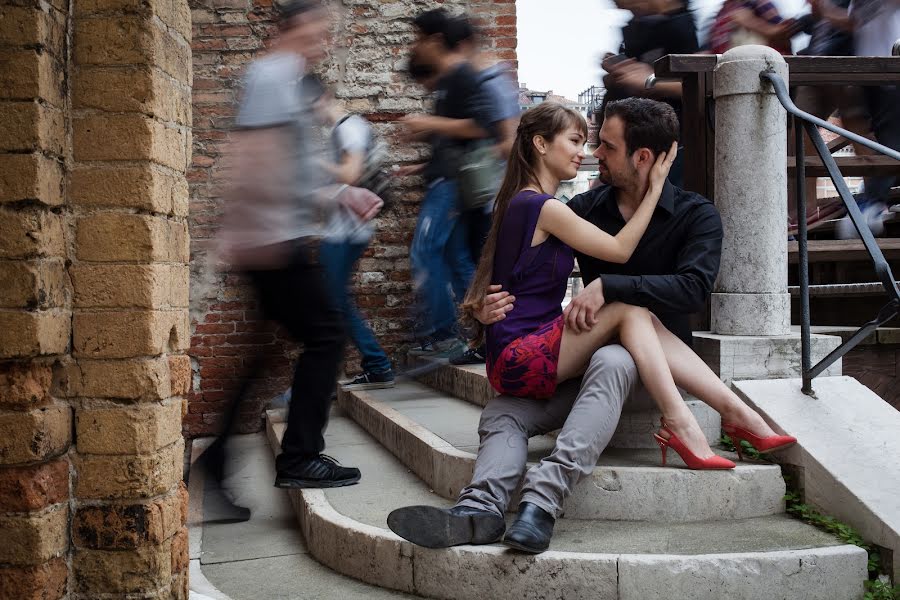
[387,99,724,553]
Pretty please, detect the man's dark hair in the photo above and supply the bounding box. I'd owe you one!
[412,8,461,50]
[446,14,476,47]
[408,51,436,83]
[604,98,680,156]
[276,0,323,25]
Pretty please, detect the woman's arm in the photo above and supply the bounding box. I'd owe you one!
[322,151,365,185]
[537,143,677,264]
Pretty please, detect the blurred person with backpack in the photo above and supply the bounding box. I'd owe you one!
[400,8,494,356]
[304,76,397,391]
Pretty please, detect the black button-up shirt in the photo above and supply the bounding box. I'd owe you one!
[567,180,723,345]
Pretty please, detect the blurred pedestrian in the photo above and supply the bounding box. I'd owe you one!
[401,8,494,356]
[304,77,397,391]
[709,0,799,55]
[602,0,700,187]
[215,0,361,495]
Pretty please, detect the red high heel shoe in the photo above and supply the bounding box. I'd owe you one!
[653,422,735,470]
[722,423,796,461]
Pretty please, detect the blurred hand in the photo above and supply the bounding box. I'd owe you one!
[476,284,515,324]
[607,59,654,95]
[401,113,435,136]
[392,164,425,178]
[563,278,606,333]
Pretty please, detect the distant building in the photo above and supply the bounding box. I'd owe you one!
[518,83,587,116]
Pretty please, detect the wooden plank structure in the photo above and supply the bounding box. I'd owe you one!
[654,55,900,202]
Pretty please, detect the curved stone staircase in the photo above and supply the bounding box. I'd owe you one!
[265,359,868,599]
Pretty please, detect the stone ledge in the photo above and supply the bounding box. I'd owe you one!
[734,376,900,581]
[332,386,785,523]
[264,412,867,600]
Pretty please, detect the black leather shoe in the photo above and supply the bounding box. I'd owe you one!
[387,504,505,548]
[502,502,555,553]
[274,454,361,489]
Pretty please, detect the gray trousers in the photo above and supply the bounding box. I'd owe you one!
[456,344,653,519]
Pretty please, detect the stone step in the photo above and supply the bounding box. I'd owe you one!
[332,381,786,523]
[405,356,721,448]
[265,412,867,600]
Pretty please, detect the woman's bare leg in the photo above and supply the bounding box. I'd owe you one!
[557,303,716,459]
[649,315,778,438]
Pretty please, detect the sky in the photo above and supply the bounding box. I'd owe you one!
[515,0,809,100]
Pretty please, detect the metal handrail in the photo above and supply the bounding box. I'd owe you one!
[761,71,900,394]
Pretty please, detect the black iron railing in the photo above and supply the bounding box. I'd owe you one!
[762,71,900,394]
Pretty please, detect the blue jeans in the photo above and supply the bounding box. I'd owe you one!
[319,239,393,375]
[411,179,474,339]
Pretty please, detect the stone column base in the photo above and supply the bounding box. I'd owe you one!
[693,330,842,385]
[710,292,791,336]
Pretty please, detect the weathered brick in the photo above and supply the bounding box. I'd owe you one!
[74,16,190,83]
[76,398,181,455]
[0,6,66,56]
[0,505,68,565]
[170,526,188,573]
[0,458,68,512]
[58,356,172,400]
[0,557,67,600]
[73,538,173,594]
[74,66,191,126]
[74,113,188,171]
[170,568,189,600]
[169,354,191,396]
[0,311,70,359]
[0,404,71,464]
[0,207,65,259]
[76,213,188,262]
[177,481,188,525]
[71,164,188,216]
[0,361,53,408]
[73,490,182,549]
[75,0,191,41]
[0,50,64,107]
[72,264,188,309]
[0,259,69,309]
[0,153,65,206]
[73,309,189,359]
[74,438,183,499]
[0,101,64,155]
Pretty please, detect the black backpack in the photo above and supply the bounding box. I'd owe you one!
[333,115,393,208]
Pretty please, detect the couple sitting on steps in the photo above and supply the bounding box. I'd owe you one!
[387,98,797,554]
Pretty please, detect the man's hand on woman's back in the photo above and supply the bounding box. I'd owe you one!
[476,284,516,324]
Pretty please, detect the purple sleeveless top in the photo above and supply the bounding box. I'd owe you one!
[485,191,575,366]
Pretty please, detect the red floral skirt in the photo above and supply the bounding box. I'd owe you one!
[488,315,565,400]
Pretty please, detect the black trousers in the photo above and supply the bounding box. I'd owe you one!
[246,242,346,472]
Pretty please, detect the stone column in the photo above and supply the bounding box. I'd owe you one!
[710,45,790,336]
[694,46,843,384]
[0,0,72,597]
[66,0,193,596]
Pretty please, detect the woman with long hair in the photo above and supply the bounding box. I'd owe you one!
[460,101,795,470]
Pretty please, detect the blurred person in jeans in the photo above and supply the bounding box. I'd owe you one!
[450,15,522,365]
[216,0,363,494]
[813,0,900,236]
[399,8,493,355]
[304,76,396,391]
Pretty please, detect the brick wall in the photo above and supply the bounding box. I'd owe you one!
[0,0,192,596]
[186,0,518,437]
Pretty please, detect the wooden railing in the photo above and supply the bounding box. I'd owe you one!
[654,55,900,204]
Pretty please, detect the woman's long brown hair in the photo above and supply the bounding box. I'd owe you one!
[460,102,588,345]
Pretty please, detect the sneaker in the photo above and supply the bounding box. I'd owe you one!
[409,336,461,356]
[274,454,361,489]
[341,370,395,391]
[449,346,486,366]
